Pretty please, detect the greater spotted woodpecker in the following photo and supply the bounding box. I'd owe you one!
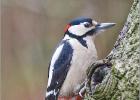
[45,17,115,100]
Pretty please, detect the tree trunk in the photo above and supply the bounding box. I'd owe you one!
[84,0,139,100]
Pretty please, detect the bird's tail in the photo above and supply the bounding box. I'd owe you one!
[45,94,57,100]
[45,90,59,100]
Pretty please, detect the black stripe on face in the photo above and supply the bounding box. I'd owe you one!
[66,32,88,48]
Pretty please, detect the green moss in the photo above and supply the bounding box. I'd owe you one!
[85,0,139,99]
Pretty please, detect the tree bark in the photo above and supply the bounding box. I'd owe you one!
[84,0,139,100]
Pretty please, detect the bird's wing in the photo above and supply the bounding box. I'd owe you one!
[46,40,73,100]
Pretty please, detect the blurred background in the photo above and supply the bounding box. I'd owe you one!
[1,0,133,100]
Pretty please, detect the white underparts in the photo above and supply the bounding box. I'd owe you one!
[59,36,98,96]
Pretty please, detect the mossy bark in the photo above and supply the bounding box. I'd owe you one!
[84,0,139,100]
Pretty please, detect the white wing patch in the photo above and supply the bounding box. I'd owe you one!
[46,89,58,97]
[47,44,64,87]
[46,90,53,97]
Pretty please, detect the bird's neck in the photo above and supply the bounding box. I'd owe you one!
[63,33,95,48]
[63,31,95,40]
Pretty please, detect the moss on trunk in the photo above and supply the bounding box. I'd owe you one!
[84,0,139,99]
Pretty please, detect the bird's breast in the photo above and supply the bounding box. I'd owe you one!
[60,38,98,96]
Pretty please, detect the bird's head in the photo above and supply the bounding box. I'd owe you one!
[64,17,116,38]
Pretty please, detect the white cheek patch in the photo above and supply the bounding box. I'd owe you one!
[68,24,93,36]
[68,25,85,36]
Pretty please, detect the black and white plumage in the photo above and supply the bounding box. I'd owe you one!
[45,17,115,100]
[46,40,73,100]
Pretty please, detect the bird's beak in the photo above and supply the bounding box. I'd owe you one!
[95,23,116,31]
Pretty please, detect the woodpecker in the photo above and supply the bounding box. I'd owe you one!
[45,17,115,100]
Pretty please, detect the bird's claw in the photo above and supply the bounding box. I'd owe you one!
[79,86,86,97]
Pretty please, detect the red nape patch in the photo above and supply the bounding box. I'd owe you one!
[64,24,71,32]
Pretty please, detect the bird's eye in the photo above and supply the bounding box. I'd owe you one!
[84,23,92,28]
